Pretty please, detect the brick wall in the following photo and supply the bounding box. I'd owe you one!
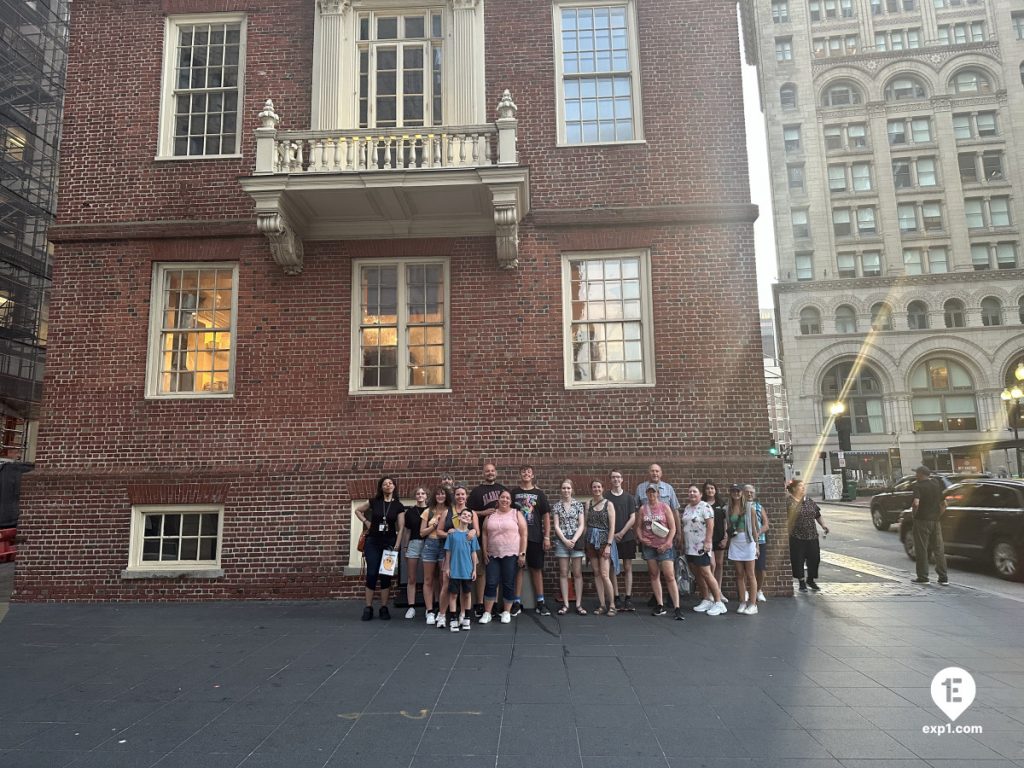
[15,0,787,601]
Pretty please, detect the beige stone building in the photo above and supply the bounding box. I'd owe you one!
[743,0,1024,484]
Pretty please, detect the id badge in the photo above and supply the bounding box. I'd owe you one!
[378,523,386,532]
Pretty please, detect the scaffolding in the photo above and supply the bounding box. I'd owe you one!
[0,0,68,460]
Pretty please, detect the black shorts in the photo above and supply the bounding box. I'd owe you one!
[686,553,712,567]
[756,539,767,571]
[448,578,474,595]
[617,537,637,560]
[525,539,545,570]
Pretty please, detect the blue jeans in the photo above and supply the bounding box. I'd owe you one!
[484,555,518,602]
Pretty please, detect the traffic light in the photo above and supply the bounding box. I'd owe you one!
[768,440,779,457]
[835,414,852,452]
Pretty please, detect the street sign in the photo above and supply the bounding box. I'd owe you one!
[837,450,846,468]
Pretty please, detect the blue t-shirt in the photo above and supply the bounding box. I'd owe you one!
[444,528,480,580]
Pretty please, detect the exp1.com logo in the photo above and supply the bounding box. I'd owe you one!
[923,667,983,735]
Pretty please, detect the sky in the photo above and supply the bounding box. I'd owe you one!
[740,43,780,309]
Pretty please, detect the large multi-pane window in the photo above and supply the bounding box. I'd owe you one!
[892,157,937,188]
[952,111,997,140]
[556,3,641,145]
[127,505,223,574]
[959,151,1004,183]
[159,15,245,157]
[822,81,863,107]
[884,76,927,101]
[353,259,449,392]
[887,117,932,145]
[562,251,653,387]
[828,162,872,192]
[911,358,978,431]
[965,196,1011,228]
[821,362,885,434]
[897,201,942,232]
[838,250,882,277]
[907,300,929,329]
[874,28,920,49]
[938,23,986,47]
[357,10,444,129]
[147,264,238,397]
[833,206,877,236]
[903,246,948,275]
[809,0,854,20]
[813,35,859,57]
[799,306,821,334]
[823,122,867,151]
[971,242,1019,270]
[775,36,794,61]
[950,68,992,94]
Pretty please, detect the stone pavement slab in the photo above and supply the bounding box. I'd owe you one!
[0,591,1022,768]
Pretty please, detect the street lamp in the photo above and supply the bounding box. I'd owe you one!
[830,402,853,499]
[1000,361,1024,478]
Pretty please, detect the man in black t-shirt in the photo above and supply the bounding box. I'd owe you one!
[468,462,508,616]
[510,465,552,616]
[910,466,948,584]
[605,469,638,611]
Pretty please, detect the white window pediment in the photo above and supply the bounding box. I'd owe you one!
[312,0,486,131]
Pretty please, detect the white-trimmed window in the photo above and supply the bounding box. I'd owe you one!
[828,161,872,192]
[126,505,223,575]
[554,1,642,145]
[795,251,814,281]
[903,246,948,275]
[952,111,997,140]
[938,22,986,47]
[823,122,867,152]
[158,14,246,158]
[562,250,654,388]
[965,196,1011,229]
[972,241,1019,270]
[837,250,882,277]
[874,28,920,50]
[887,117,932,145]
[146,263,238,398]
[351,258,450,393]
[892,157,937,189]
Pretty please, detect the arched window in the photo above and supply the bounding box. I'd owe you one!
[821,361,884,435]
[800,306,822,335]
[821,81,863,107]
[884,76,927,102]
[907,300,929,330]
[951,69,992,95]
[835,305,857,333]
[911,358,978,432]
[781,83,798,109]
[870,302,894,331]
[944,298,966,328]
[981,296,1003,326]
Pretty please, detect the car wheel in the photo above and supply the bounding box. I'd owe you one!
[902,532,915,561]
[991,539,1022,581]
[871,507,890,531]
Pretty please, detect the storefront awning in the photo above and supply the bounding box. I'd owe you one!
[947,439,1024,453]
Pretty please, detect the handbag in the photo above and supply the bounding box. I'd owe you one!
[379,548,398,576]
[357,530,367,553]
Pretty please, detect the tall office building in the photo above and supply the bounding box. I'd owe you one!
[0,0,68,461]
[744,0,1024,484]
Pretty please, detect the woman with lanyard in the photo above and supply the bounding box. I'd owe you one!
[585,479,618,616]
[354,476,406,621]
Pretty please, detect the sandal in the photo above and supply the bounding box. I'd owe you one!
[557,604,569,615]
[594,606,607,616]
[607,607,617,617]
[575,606,587,616]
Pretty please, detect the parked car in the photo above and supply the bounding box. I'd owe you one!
[869,472,991,531]
[899,479,1024,581]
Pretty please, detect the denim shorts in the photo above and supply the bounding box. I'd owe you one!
[641,544,676,562]
[420,537,444,563]
[405,538,425,559]
[554,540,585,559]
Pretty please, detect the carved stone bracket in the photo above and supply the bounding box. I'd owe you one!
[257,212,305,275]
[494,202,519,270]
[317,0,351,15]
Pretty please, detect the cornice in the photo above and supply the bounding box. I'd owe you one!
[775,268,1024,294]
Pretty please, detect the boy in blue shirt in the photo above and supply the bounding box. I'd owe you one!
[444,507,480,632]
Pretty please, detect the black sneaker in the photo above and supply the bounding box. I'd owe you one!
[614,595,623,611]
[510,600,523,617]
[474,603,485,619]
[623,596,635,612]
[361,606,373,621]
[535,600,551,616]
[911,577,929,584]
[673,607,685,621]
[806,579,820,592]
[647,595,658,607]
[938,577,949,585]
[379,605,391,620]
[798,579,807,592]
[652,604,667,616]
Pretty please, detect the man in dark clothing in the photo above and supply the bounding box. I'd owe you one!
[510,465,552,616]
[910,466,948,584]
[468,462,508,616]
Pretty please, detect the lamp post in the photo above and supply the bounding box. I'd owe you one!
[1001,362,1024,478]
[830,402,852,499]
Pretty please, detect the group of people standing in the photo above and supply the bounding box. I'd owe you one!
[355,463,787,628]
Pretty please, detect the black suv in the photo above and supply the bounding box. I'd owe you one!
[869,473,990,531]
[899,479,1024,581]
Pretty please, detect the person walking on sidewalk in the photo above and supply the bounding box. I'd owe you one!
[910,466,948,585]
[786,479,829,593]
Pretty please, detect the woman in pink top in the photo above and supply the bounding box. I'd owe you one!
[638,485,682,619]
[480,490,527,624]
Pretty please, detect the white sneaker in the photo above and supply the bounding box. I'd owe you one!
[693,599,713,613]
[744,605,759,615]
[706,601,727,616]
[436,614,447,629]
[450,620,460,632]
[757,591,767,603]
[721,595,729,603]
[460,616,471,630]
[479,611,492,624]
[426,611,435,625]
[737,602,749,615]
[405,607,416,619]
[500,611,512,624]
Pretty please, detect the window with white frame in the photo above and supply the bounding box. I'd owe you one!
[837,250,882,277]
[959,151,1005,183]
[911,357,978,432]
[146,263,238,398]
[892,157,937,188]
[897,200,942,232]
[964,196,1011,228]
[952,111,997,140]
[832,205,876,236]
[971,241,1018,270]
[828,162,872,192]
[562,251,654,388]
[352,259,449,392]
[555,2,642,145]
[938,22,986,46]
[874,28,920,50]
[903,246,948,275]
[126,505,223,573]
[812,35,859,57]
[822,81,863,107]
[795,251,814,281]
[158,15,245,158]
[887,116,932,145]
[823,122,867,152]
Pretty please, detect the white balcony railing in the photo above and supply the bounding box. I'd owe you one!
[254,90,519,175]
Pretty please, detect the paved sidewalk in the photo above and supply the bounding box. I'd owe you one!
[1,591,1022,768]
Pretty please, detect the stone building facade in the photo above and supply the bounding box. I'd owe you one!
[15,0,784,601]
[743,0,1024,484]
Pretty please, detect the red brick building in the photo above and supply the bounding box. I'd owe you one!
[14,0,787,601]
